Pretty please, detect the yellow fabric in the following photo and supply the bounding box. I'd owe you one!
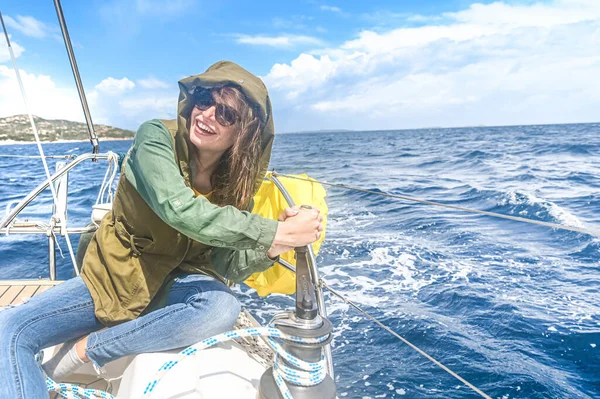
[192,188,213,201]
[244,172,328,296]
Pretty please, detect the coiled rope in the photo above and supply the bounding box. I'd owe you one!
[45,379,113,399]
[143,327,328,398]
[44,326,329,399]
[273,172,600,237]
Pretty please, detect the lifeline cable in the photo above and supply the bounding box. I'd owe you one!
[0,154,76,159]
[320,280,493,399]
[273,172,600,237]
[1,11,79,275]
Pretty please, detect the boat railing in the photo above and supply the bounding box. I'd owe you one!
[1,153,112,280]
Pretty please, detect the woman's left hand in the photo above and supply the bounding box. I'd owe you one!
[267,206,322,259]
[277,206,301,222]
[267,207,300,259]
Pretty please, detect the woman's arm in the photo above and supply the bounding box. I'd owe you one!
[210,206,320,282]
[124,120,278,251]
[210,246,275,283]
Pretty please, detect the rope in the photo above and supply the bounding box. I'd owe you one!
[143,327,329,398]
[320,280,492,399]
[44,326,329,399]
[273,172,600,237]
[91,152,118,227]
[1,11,79,276]
[45,378,113,399]
[95,152,118,205]
[44,286,493,399]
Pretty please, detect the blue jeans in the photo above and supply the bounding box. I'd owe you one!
[0,274,241,399]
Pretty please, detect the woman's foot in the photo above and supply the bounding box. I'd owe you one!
[42,336,89,381]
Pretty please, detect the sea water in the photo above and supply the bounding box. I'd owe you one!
[1,123,598,398]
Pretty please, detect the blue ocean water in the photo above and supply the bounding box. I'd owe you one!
[0,123,599,398]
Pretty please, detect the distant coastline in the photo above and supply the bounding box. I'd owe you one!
[279,120,599,134]
[0,115,135,144]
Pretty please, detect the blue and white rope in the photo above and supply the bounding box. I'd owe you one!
[45,378,114,399]
[142,327,329,399]
[38,351,115,399]
[44,326,329,399]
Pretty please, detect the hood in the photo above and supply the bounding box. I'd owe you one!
[174,60,275,198]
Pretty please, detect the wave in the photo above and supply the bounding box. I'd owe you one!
[496,190,585,228]
[2,124,599,398]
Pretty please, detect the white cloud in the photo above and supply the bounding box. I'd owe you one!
[95,77,136,94]
[136,77,170,89]
[320,5,341,13]
[235,34,324,48]
[0,36,25,63]
[0,65,84,122]
[119,97,173,113]
[264,0,600,131]
[3,15,55,39]
[0,67,177,129]
[445,0,598,28]
[89,80,176,127]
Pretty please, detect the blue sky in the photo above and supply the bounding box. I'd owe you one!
[1,0,599,132]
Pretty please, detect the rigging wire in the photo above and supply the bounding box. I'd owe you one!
[0,154,77,159]
[320,280,493,399]
[273,172,600,237]
[1,11,79,275]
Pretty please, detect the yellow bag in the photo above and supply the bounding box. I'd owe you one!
[245,172,328,296]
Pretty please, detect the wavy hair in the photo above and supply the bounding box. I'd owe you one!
[207,86,262,210]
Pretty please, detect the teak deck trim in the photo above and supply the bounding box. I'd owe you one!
[0,280,63,308]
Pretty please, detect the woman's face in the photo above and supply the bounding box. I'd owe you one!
[188,101,236,155]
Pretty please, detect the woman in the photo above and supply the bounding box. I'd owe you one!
[0,60,323,398]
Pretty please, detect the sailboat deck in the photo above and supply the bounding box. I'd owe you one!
[0,280,62,308]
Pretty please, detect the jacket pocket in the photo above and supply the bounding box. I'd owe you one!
[113,216,154,256]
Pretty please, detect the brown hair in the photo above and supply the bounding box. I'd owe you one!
[209,86,262,209]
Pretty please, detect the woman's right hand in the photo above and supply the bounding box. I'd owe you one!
[267,207,323,258]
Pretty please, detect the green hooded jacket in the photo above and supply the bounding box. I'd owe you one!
[80,61,278,326]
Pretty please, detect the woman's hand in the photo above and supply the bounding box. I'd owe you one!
[267,206,323,259]
[277,206,301,222]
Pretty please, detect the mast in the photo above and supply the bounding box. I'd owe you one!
[53,0,100,155]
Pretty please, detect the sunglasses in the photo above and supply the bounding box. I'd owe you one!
[193,88,240,126]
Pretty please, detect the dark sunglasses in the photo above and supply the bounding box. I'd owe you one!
[193,88,240,126]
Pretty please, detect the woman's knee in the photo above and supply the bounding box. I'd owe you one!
[187,287,241,333]
[0,308,34,352]
[214,289,241,328]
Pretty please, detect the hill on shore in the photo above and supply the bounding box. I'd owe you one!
[0,115,134,142]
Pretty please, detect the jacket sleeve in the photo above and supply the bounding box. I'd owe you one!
[123,119,278,253]
[210,246,278,283]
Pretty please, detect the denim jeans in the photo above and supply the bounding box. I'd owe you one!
[0,274,241,399]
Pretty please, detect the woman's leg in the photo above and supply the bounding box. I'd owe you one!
[0,276,104,399]
[85,273,241,368]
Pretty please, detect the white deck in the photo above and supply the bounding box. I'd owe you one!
[46,328,269,398]
[116,342,266,398]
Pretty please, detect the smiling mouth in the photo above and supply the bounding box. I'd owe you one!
[195,120,216,135]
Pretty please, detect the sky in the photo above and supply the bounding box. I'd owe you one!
[0,0,599,132]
